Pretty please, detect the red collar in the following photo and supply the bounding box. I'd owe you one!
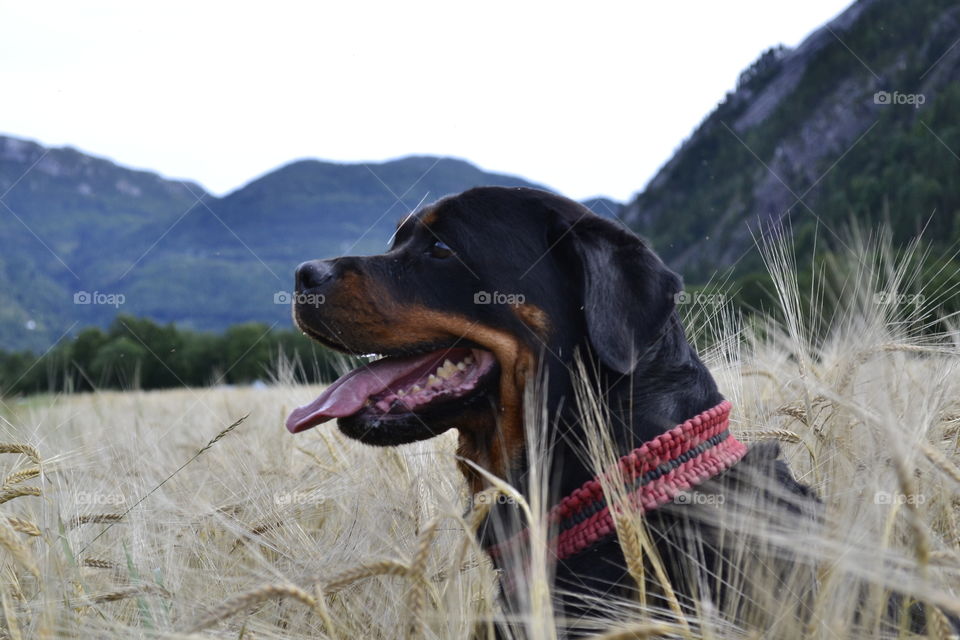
[489,400,746,562]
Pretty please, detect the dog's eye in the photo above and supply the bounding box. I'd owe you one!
[428,240,454,259]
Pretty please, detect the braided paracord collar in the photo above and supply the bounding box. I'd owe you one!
[488,400,746,562]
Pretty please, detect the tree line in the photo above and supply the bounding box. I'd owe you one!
[0,315,345,396]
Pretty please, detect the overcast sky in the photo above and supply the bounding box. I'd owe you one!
[2,1,852,202]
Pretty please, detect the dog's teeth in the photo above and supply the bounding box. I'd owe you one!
[463,356,474,365]
[456,361,466,371]
[427,374,441,387]
[438,359,456,379]
[396,389,406,397]
[411,384,422,392]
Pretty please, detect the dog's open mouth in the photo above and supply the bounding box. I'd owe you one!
[286,347,497,434]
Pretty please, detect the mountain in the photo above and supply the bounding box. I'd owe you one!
[0,137,208,350]
[1,137,611,350]
[622,0,960,287]
[7,0,960,351]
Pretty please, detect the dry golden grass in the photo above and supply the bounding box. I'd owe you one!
[0,232,957,638]
[0,384,496,638]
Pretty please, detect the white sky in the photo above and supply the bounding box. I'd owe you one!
[1,1,852,202]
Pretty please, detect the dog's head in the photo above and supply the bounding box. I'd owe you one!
[287,187,681,480]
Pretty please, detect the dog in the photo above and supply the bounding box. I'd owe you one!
[285,187,935,636]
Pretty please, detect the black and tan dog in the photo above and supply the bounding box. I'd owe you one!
[286,187,819,633]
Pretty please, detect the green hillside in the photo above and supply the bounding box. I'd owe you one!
[623,0,960,311]
[0,140,557,350]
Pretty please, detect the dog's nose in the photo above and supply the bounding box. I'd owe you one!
[296,260,334,291]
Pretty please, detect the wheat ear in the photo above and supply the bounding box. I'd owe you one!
[0,487,41,505]
[187,583,319,633]
[406,518,439,640]
[0,445,41,464]
[5,518,40,537]
[2,466,40,487]
[0,520,39,578]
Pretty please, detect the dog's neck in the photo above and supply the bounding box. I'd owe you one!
[513,313,724,501]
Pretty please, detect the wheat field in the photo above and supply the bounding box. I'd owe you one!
[1,236,959,639]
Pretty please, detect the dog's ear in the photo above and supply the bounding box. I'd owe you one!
[554,213,682,374]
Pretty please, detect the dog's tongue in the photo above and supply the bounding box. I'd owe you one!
[285,351,447,433]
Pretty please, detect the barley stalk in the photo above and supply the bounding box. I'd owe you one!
[893,465,929,568]
[187,583,318,633]
[311,583,336,636]
[0,445,40,465]
[836,343,951,394]
[88,583,170,604]
[296,445,339,473]
[431,558,482,583]
[929,551,960,566]
[0,587,22,640]
[739,368,778,383]
[319,429,347,467]
[70,514,123,529]
[5,518,40,537]
[0,520,39,579]
[776,404,808,424]
[631,516,691,638]
[407,518,439,640]
[921,440,960,485]
[588,621,679,640]
[928,604,953,640]
[326,560,411,591]
[612,514,646,606]
[2,467,40,488]
[195,415,245,456]
[740,428,802,443]
[3,567,24,601]
[467,489,498,531]
[450,488,498,585]
[230,519,283,553]
[740,429,819,468]
[0,487,41,505]
[81,558,119,570]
